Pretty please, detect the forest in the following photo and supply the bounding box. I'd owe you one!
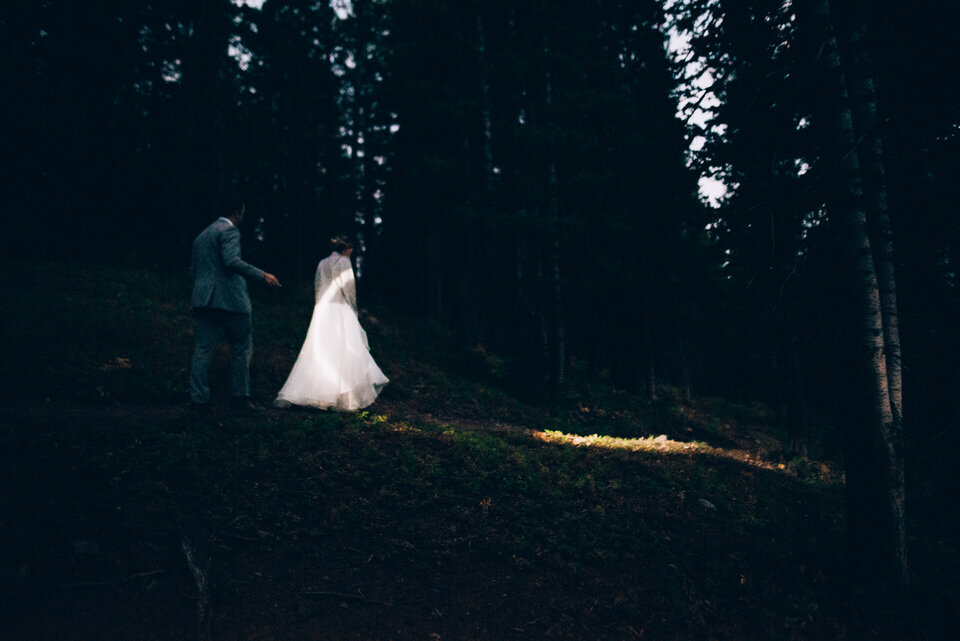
[2,0,959,639]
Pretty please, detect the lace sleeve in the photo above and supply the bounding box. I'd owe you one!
[339,259,358,314]
[314,260,325,304]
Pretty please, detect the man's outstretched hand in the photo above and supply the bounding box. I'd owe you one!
[264,273,282,288]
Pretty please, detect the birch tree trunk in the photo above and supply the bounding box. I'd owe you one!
[839,4,907,589]
[817,0,909,591]
[841,1,904,428]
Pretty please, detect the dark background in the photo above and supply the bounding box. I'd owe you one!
[2,0,958,596]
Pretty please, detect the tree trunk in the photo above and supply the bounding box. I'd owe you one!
[679,336,693,402]
[428,228,443,318]
[817,0,908,591]
[840,8,907,588]
[785,340,809,458]
[513,238,528,359]
[841,1,904,429]
[476,14,495,186]
[645,318,658,402]
[550,233,566,389]
[544,39,565,391]
[535,241,551,388]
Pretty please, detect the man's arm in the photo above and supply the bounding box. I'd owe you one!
[220,226,282,287]
[220,226,266,281]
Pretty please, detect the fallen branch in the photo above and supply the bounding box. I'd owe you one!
[179,532,211,641]
[152,479,213,641]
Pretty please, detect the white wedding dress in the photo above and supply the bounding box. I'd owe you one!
[275,252,389,410]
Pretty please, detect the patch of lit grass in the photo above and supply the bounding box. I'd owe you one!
[536,429,710,454]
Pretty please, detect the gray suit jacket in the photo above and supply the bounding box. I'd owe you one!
[190,218,265,314]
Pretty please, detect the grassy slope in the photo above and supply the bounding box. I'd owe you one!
[0,260,954,640]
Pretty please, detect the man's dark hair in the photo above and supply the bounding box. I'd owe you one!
[218,193,245,219]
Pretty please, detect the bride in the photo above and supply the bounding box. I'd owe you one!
[275,236,389,410]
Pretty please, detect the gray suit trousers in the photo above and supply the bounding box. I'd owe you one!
[189,308,253,404]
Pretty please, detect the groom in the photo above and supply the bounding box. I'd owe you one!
[189,194,281,411]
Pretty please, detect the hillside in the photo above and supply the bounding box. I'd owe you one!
[0,260,954,640]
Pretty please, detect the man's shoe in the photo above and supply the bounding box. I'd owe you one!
[231,397,264,412]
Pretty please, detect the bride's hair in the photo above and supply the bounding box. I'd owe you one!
[330,235,353,252]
